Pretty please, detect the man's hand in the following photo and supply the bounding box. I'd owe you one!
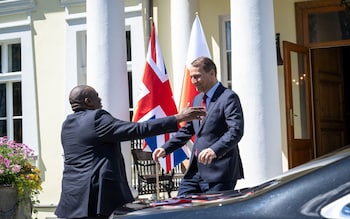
[152,148,166,163]
[198,148,217,165]
[175,106,207,123]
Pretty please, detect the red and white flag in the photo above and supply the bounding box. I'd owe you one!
[179,15,211,113]
[132,23,189,172]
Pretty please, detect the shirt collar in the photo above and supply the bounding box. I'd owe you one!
[205,81,220,100]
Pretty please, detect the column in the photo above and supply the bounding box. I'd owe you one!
[170,0,198,105]
[86,0,133,190]
[230,0,282,187]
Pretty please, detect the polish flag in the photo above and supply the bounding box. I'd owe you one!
[132,23,188,172]
[179,15,211,113]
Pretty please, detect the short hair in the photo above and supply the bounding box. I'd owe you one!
[191,56,217,76]
[69,85,93,112]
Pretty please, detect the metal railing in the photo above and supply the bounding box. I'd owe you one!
[130,139,184,196]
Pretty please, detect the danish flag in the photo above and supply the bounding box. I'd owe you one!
[132,23,189,172]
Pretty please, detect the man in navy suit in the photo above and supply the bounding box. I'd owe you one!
[153,56,244,196]
[55,85,206,219]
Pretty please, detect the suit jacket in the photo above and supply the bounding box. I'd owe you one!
[163,83,244,183]
[55,109,179,218]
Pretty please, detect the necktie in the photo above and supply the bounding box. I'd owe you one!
[199,94,207,125]
[201,94,207,109]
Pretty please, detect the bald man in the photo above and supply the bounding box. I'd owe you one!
[55,85,205,219]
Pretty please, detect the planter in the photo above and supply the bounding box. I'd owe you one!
[0,185,32,219]
[0,185,18,219]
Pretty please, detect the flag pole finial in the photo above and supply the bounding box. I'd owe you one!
[149,16,153,24]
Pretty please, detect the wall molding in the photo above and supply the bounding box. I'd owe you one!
[0,0,35,16]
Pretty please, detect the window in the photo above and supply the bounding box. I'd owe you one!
[126,30,133,120]
[8,43,21,72]
[309,11,350,44]
[76,30,87,85]
[0,84,6,136]
[0,41,22,142]
[0,2,38,155]
[220,15,232,89]
[126,30,132,62]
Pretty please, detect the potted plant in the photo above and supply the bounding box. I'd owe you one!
[0,136,42,219]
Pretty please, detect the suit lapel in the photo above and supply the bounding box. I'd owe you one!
[197,83,226,132]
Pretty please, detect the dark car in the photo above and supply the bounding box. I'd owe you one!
[112,146,350,219]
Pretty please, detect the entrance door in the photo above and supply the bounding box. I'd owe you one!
[288,0,350,168]
[311,47,345,157]
[283,41,314,168]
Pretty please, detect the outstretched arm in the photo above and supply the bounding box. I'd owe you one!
[152,148,166,163]
[174,106,206,123]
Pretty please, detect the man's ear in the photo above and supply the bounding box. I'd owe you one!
[84,97,92,107]
[209,69,215,76]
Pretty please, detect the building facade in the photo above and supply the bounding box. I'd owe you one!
[1,0,349,218]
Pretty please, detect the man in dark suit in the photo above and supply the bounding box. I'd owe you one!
[153,56,244,196]
[55,85,206,219]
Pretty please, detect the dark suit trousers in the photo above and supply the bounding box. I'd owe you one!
[177,172,237,197]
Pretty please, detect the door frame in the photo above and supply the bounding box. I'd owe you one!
[295,0,350,47]
[283,41,314,168]
[283,0,350,168]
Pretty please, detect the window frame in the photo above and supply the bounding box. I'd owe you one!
[0,19,39,155]
[219,15,232,89]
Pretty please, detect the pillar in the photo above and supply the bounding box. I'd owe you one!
[86,0,133,189]
[230,0,283,187]
[170,0,198,106]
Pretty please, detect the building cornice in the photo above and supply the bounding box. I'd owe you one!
[0,0,36,16]
[60,0,85,7]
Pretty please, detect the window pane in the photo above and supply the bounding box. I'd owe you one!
[0,120,6,137]
[12,82,22,116]
[225,21,231,50]
[126,31,131,61]
[225,20,232,89]
[13,119,22,143]
[128,71,133,121]
[227,51,232,81]
[309,11,350,43]
[0,84,6,117]
[0,45,2,73]
[290,51,309,139]
[128,71,133,108]
[8,43,21,72]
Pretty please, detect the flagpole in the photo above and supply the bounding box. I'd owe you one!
[133,16,189,189]
[149,16,153,31]
[147,17,153,47]
[155,161,160,200]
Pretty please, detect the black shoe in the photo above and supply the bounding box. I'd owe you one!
[112,205,136,215]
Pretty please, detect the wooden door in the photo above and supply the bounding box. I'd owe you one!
[283,41,314,168]
[311,48,345,157]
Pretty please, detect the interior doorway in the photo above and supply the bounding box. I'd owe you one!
[289,0,350,168]
[343,46,350,145]
[311,46,350,157]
